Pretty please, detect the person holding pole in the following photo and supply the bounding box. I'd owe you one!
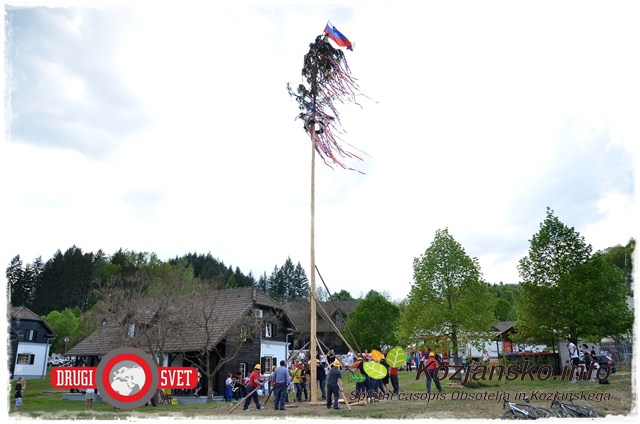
[390,365,400,396]
[293,362,305,402]
[317,358,327,400]
[242,364,263,412]
[272,360,291,411]
[424,352,444,394]
[326,360,343,410]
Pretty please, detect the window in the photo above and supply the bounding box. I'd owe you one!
[24,329,36,341]
[239,362,247,378]
[335,315,343,324]
[17,353,35,365]
[264,323,273,338]
[128,323,136,338]
[261,356,275,372]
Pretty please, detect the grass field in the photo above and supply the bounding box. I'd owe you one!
[7,365,636,420]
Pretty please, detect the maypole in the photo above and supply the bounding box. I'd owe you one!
[310,120,318,403]
[288,21,366,404]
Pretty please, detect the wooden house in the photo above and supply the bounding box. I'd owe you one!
[284,299,359,354]
[66,287,294,397]
[9,306,57,380]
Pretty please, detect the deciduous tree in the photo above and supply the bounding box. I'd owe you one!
[597,239,635,289]
[174,286,266,402]
[398,228,496,367]
[518,207,592,288]
[332,289,354,300]
[41,307,81,353]
[346,290,399,352]
[90,264,199,368]
[91,266,263,403]
[515,208,633,343]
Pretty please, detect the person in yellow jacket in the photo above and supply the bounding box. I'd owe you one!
[292,362,306,402]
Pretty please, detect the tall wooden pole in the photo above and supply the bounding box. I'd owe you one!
[309,126,318,403]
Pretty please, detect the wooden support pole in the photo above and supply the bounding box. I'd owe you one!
[264,385,273,405]
[340,387,351,411]
[313,295,358,355]
[288,341,310,363]
[349,400,368,406]
[228,384,261,413]
[315,265,362,354]
[317,342,326,360]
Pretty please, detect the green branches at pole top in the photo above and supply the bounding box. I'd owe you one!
[287,34,368,173]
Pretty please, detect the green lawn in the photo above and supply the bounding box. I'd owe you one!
[7,365,634,419]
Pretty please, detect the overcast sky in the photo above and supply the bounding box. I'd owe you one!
[2,0,638,302]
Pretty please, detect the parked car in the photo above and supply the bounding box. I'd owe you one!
[48,353,63,365]
[596,354,616,373]
[48,355,77,367]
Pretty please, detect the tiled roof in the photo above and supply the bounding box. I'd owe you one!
[65,320,127,356]
[284,299,360,333]
[9,306,43,321]
[9,306,57,337]
[67,287,286,357]
[492,321,517,335]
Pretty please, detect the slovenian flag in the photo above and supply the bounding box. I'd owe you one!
[324,21,353,51]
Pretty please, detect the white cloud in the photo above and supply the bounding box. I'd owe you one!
[2,0,638,303]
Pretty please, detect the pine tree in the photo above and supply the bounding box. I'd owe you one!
[7,255,32,307]
[290,261,310,300]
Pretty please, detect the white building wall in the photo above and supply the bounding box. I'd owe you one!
[14,342,51,379]
[260,340,289,394]
[457,340,548,362]
[462,341,501,359]
[260,340,289,366]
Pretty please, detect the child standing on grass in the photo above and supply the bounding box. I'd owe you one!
[15,377,25,413]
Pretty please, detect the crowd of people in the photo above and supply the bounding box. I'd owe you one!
[232,358,346,411]
[566,338,615,384]
[14,341,612,413]
[228,345,453,411]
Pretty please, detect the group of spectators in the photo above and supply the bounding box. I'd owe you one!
[566,338,615,384]
[404,348,447,371]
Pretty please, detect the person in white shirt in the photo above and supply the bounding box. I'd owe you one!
[566,338,580,383]
[225,373,234,402]
[589,361,600,383]
[346,351,354,365]
[85,387,95,410]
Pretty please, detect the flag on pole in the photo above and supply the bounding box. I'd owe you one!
[323,20,353,51]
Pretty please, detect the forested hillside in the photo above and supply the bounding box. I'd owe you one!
[6,246,310,316]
